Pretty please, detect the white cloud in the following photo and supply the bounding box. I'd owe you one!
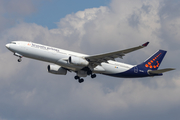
[0,50,29,80]
[0,0,180,120]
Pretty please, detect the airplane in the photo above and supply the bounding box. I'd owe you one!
[5,41,175,83]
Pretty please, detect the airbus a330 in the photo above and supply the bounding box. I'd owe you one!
[6,41,175,83]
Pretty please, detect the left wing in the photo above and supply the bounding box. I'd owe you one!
[85,42,149,66]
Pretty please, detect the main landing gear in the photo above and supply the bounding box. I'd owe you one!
[91,74,96,79]
[87,70,96,79]
[74,76,84,83]
[74,73,96,83]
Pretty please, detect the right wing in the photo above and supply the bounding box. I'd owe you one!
[85,42,149,66]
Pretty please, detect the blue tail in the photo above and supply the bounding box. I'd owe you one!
[105,50,167,78]
[137,50,167,70]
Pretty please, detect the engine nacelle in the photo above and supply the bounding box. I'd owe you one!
[47,65,67,75]
[69,56,89,66]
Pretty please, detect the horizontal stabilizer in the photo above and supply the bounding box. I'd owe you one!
[148,68,175,75]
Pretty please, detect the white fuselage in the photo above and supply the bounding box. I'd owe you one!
[6,41,134,75]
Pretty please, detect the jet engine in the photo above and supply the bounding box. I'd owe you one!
[68,56,89,66]
[47,65,67,75]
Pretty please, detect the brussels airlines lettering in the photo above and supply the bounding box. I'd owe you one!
[31,43,61,53]
[5,41,175,83]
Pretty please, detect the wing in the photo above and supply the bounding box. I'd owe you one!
[85,42,149,66]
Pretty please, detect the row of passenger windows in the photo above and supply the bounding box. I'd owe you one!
[10,42,16,44]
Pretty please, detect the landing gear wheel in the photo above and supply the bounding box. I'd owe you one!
[78,78,84,83]
[74,76,79,80]
[18,58,22,62]
[87,70,92,75]
[91,74,96,79]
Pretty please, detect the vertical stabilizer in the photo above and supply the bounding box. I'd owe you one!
[137,50,167,70]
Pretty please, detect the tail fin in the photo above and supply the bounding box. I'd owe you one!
[137,50,167,70]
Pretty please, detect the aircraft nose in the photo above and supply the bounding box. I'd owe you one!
[5,44,10,48]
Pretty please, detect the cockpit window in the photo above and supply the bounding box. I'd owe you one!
[11,42,16,44]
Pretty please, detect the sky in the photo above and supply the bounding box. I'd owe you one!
[25,0,110,29]
[0,0,180,120]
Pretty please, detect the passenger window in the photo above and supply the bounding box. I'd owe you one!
[11,42,16,44]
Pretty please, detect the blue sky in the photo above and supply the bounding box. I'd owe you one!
[25,0,110,29]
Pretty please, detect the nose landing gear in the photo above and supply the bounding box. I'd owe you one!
[18,57,22,62]
[14,53,23,62]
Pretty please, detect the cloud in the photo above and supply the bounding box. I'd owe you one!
[0,0,41,32]
[0,0,180,120]
[4,0,36,16]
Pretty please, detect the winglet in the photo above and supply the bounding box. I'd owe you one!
[142,42,149,47]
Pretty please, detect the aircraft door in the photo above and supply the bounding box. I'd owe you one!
[134,66,138,73]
